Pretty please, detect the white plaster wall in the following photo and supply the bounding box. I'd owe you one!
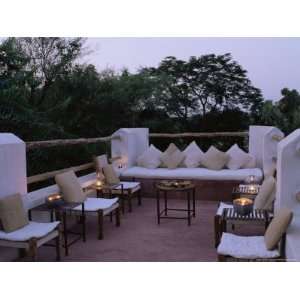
[276,129,300,261]
[0,133,27,198]
[111,128,149,168]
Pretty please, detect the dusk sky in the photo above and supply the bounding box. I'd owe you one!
[84,38,300,101]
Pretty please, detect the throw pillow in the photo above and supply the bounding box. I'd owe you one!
[254,176,276,210]
[265,208,293,250]
[0,193,29,233]
[201,146,229,170]
[161,149,185,169]
[55,171,86,203]
[182,141,203,168]
[137,144,162,169]
[226,144,252,170]
[161,143,179,167]
[102,164,121,185]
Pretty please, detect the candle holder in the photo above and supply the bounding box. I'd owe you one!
[233,198,254,216]
[46,193,64,208]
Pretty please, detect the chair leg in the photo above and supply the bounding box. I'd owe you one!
[110,212,113,222]
[128,194,132,213]
[214,215,221,248]
[28,238,38,262]
[121,197,125,214]
[18,248,26,259]
[137,189,142,206]
[115,207,121,227]
[218,254,227,262]
[98,210,104,240]
[55,234,61,261]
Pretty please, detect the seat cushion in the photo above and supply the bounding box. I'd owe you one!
[55,171,86,203]
[201,146,229,170]
[216,202,233,216]
[0,194,29,233]
[73,197,119,212]
[121,166,263,181]
[217,232,280,259]
[0,221,59,242]
[265,208,293,250]
[112,182,141,194]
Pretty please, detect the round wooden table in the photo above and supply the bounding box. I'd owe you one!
[156,181,196,226]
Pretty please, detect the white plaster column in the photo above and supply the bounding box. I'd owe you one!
[249,125,283,176]
[0,133,27,198]
[111,128,149,169]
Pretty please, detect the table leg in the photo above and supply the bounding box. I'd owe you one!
[156,189,160,225]
[81,203,86,242]
[192,188,196,217]
[137,189,142,206]
[164,191,167,216]
[187,190,191,226]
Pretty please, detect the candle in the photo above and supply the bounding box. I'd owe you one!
[233,198,254,215]
[95,179,103,187]
[46,193,63,207]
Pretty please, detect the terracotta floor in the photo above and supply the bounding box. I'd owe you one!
[1,198,265,262]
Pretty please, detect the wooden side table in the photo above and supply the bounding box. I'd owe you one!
[221,207,271,234]
[156,182,196,226]
[29,202,85,256]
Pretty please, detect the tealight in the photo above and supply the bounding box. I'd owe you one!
[233,198,254,216]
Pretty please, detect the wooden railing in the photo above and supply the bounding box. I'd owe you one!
[26,131,248,185]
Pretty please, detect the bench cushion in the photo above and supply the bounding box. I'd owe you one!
[121,167,263,181]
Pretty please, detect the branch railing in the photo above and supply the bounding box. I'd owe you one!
[26,131,249,185]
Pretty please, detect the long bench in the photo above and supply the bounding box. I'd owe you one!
[120,166,263,201]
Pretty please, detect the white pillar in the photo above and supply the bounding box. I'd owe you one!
[249,125,284,176]
[0,133,27,198]
[111,128,149,169]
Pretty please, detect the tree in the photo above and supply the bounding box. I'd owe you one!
[143,54,263,121]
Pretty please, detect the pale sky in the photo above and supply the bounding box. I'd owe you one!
[83,37,300,101]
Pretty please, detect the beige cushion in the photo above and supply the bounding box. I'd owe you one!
[264,162,277,178]
[55,171,86,203]
[94,154,109,172]
[226,144,252,170]
[265,208,293,250]
[201,146,229,170]
[161,143,179,167]
[182,141,203,168]
[102,164,120,185]
[254,176,276,210]
[0,194,29,233]
[137,144,162,169]
[161,149,185,169]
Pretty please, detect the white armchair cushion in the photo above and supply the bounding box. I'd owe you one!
[0,221,60,242]
[217,232,280,259]
[73,197,119,212]
[137,144,162,169]
[226,144,252,170]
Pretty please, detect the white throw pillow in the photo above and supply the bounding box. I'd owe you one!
[182,141,203,168]
[226,144,252,170]
[243,155,256,168]
[161,143,179,167]
[201,146,229,170]
[161,149,185,169]
[137,145,162,169]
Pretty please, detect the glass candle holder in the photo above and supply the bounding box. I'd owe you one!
[233,198,254,216]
